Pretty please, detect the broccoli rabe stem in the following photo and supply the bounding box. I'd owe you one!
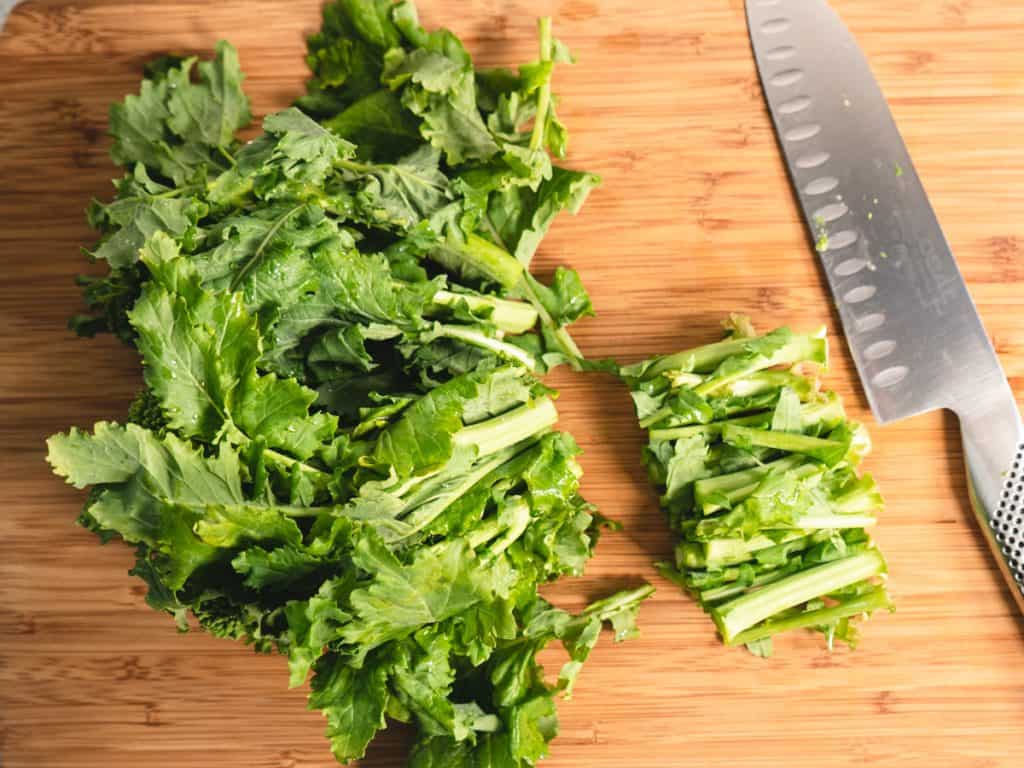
[370,398,558,543]
[721,424,847,463]
[722,370,815,399]
[338,399,558,541]
[578,583,657,622]
[801,391,846,430]
[711,549,887,643]
[727,585,893,646]
[432,325,538,371]
[529,18,554,154]
[649,393,843,441]
[697,472,882,535]
[625,337,756,381]
[699,564,797,604]
[261,446,327,476]
[677,531,811,570]
[833,474,884,514]
[433,232,524,289]
[454,397,558,458]
[396,444,530,540]
[649,411,771,441]
[430,290,538,334]
[432,233,586,368]
[694,334,828,397]
[638,372,826,431]
[466,498,532,559]
[516,273,584,369]
[273,443,529,529]
[694,454,807,511]
[429,232,524,289]
[626,328,827,382]
[792,512,877,530]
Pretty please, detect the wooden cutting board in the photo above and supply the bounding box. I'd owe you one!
[2,1,1023,766]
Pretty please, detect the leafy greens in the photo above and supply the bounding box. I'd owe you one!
[49,4,652,766]
[75,1,600,390]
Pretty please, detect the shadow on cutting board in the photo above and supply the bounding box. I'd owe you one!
[357,721,415,768]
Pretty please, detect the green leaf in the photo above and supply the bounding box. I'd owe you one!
[383,47,463,93]
[108,75,180,181]
[226,107,356,202]
[340,536,500,653]
[663,435,712,505]
[509,694,559,762]
[232,545,327,590]
[390,630,500,741]
[265,107,353,167]
[129,232,337,458]
[193,503,303,549]
[488,167,600,267]
[46,422,240,587]
[92,193,205,269]
[745,637,774,658]
[309,651,389,762]
[397,82,497,166]
[284,576,355,685]
[109,42,250,185]
[322,88,421,159]
[234,373,338,460]
[372,366,532,477]
[521,268,593,327]
[386,3,498,164]
[129,233,259,440]
[165,41,252,151]
[341,145,453,230]
[298,0,399,118]
[409,731,525,768]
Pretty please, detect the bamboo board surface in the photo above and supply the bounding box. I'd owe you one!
[2,1,1024,766]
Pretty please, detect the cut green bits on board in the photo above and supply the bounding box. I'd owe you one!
[622,316,892,656]
[48,2,654,766]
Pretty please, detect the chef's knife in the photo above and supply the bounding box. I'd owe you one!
[745,0,1024,611]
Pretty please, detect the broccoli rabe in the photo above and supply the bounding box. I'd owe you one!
[625,316,892,656]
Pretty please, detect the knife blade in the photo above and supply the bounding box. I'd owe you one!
[745,0,1024,611]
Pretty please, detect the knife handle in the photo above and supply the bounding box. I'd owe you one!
[957,392,1024,613]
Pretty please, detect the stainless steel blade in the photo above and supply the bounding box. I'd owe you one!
[746,0,1024,608]
[747,0,1000,423]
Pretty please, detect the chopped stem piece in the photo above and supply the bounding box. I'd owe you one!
[711,550,887,643]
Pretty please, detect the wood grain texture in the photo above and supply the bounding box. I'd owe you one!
[2,1,1023,766]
